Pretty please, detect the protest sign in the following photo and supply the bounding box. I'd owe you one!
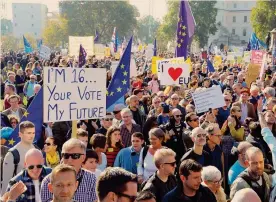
[227,52,235,61]
[243,51,251,63]
[94,44,105,56]
[69,36,94,57]
[251,50,265,65]
[214,55,222,67]
[158,63,190,85]
[43,67,106,122]
[192,85,225,114]
[157,57,185,77]
[145,44,154,59]
[245,64,261,86]
[130,58,138,78]
[151,56,162,74]
[39,45,51,60]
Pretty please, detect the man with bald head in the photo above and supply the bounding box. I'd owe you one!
[170,93,186,121]
[231,188,261,202]
[230,147,271,202]
[6,148,52,202]
[180,127,212,167]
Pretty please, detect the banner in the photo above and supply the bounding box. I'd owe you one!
[43,67,106,122]
[245,64,261,86]
[227,52,235,61]
[158,63,190,85]
[192,85,225,114]
[157,57,186,79]
[151,56,161,74]
[39,45,51,60]
[251,50,265,65]
[94,44,105,56]
[69,36,94,56]
[214,55,222,67]
[243,51,251,63]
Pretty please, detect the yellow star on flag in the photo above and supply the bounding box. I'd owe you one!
[182,25,186,30]
[178,17,180,22]
[23,111,29,117]
[110,92,114,96]
[120,64,125,69]
[122,80,127,85]
[182,32,186,36]
[8,138,15,146]
[106,91,109,96]
[117,87,122,92]
[123,71,128,76]
[178,43,181,48]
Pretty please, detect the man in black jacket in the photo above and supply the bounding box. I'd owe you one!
[163,159,216,202]
[142,148,177,202]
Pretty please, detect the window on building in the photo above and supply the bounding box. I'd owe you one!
[233,16,236,23]
[234,3,237,8]
[243,29,247,36]
[232,29,235,35]
[244,16,247,22]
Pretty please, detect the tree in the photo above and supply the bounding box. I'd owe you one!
[1,19,13,36]
[157,1,217,49]
[42,16,68,49]
[137,15,160,44]
[59,1,139,43]
[251,0,276,41]
[1,35,18,51]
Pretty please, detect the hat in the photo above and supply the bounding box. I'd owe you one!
[113,104,125,113]
[240,87,250,95]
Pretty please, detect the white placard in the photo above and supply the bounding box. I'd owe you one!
[69,36,94,57]
[39,45,51,60]
[43,67,106,122]
[158,63,190,85]
[192,85,225,114]
[145,44,154,59]
[157,57,185,79]
[111,61,119,76]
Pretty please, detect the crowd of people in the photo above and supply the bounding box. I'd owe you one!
[0,48,276,202]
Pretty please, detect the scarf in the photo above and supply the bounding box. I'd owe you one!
[46,151,60,167]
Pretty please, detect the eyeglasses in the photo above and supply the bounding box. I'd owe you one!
[61,153,84,160]
[115,192,137,202]
[224,99,230,101]
[44,142,53,146]
[196,133,207,138]
[164,161,176,167]
[210,178,223,185]
[28,164,43,170]
[175,115,182,118]
[104,118,113,121]
[11,121,17,124]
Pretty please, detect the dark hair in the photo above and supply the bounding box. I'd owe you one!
[90,134,107,149]
[136,190,156,202]
[19,121,35,133]
[142,116,158,144]
[185,112,196,122]
[106,126,123,149]
[249,121,261,137]
[5,84,16,92]
[84,149,99,164]
[97,167,137,200]
[179,159,202,179]
[132,132,144,140]
[46,137,58,146]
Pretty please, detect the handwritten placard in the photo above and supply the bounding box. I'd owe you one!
[39,45,51,60]
[43,67,106,122]
[251,50,265,65]
[192,85,225,113]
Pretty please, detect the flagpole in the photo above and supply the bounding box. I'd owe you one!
[72,120,77,138]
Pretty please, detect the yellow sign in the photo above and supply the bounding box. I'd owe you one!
[104,47,111,57]
[214,55,222,67]
[94,44,105,56]
[151,56,161,74]
[245,64,261,86]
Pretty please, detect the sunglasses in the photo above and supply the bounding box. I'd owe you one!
[224,99,230,101]
[113,111,121,115]
[175,115,182,118]
[11,121,17,124]
[28,164,43,170]
[104,118,113,121]
[115,192,136,202]
[62,153,84,160]
[44,142,53,146]
[164,161,176,167]
[196,133,207,138]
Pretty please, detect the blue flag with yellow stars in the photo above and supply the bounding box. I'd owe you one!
[23,35,33,53]
[79,44,87,68]
[106,36,133,111]
[4,88,43,148]
[175,0,195,59]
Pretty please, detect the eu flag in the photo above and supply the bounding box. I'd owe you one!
[175,0,196,59]
[4,88,43,148]
[79,44,87,68]
[250,33,267,50]
[94,29,99,43]
[112,27,118,53]
[106,37,133,111]
[23,35,33,53]
[207,59,215,73]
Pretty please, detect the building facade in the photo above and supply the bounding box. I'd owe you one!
[0,0,8,19]
[208,1,256,48]
[12,3,48,39]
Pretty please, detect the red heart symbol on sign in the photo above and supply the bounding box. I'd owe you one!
[168,67,183,81]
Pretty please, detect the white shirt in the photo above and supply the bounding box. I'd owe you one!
[33,180,42,202]
[241,103,248,123]
[92,169,102,179]
[11,108,20,120]
[97,153,107,171]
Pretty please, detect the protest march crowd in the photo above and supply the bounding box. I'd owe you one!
[1,1,276,202]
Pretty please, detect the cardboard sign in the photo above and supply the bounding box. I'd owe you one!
[43,67,106,122]
[227,52,235,61]
[245,64,261,86]
[251,50,265,65]
[243,51,251,63]
[192,85,225,113]
[214,55,222,67]
[39,45,51,60]
[69,36,94,57]
[94,44,105,56]
[158,63,190,85]
[157,57,185,78]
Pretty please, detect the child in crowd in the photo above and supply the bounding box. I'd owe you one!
[82,149,102,179]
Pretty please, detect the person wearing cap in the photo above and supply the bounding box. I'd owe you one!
[112,104,125,127]
[233,87,257,123]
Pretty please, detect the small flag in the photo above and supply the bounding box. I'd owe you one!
[112,27,118,53]
[4,88,43,148]
[175,0,196,59]
[79,44,87,68]
[94,29,99,43]
[37,39,43,50]
[23,35,33,53]
[107,36,133,111]
[249,33,267,50]
[153,38,157,56]
[122,36,127,50]
[207,59,215,72]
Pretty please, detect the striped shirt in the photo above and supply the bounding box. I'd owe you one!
[40,169,97,202]
[120,123,141,147]
[106,147,121,167]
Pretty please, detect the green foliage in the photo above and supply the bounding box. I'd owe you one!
[42,16,69,49]
[137,15,160,44]
[1,19,13,36]
[1,35,18,51]
[251,0,276,41]
[157,1,217,49]
[59,1,138,43]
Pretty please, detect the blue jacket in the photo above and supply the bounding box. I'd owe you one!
[114,146,140,174]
